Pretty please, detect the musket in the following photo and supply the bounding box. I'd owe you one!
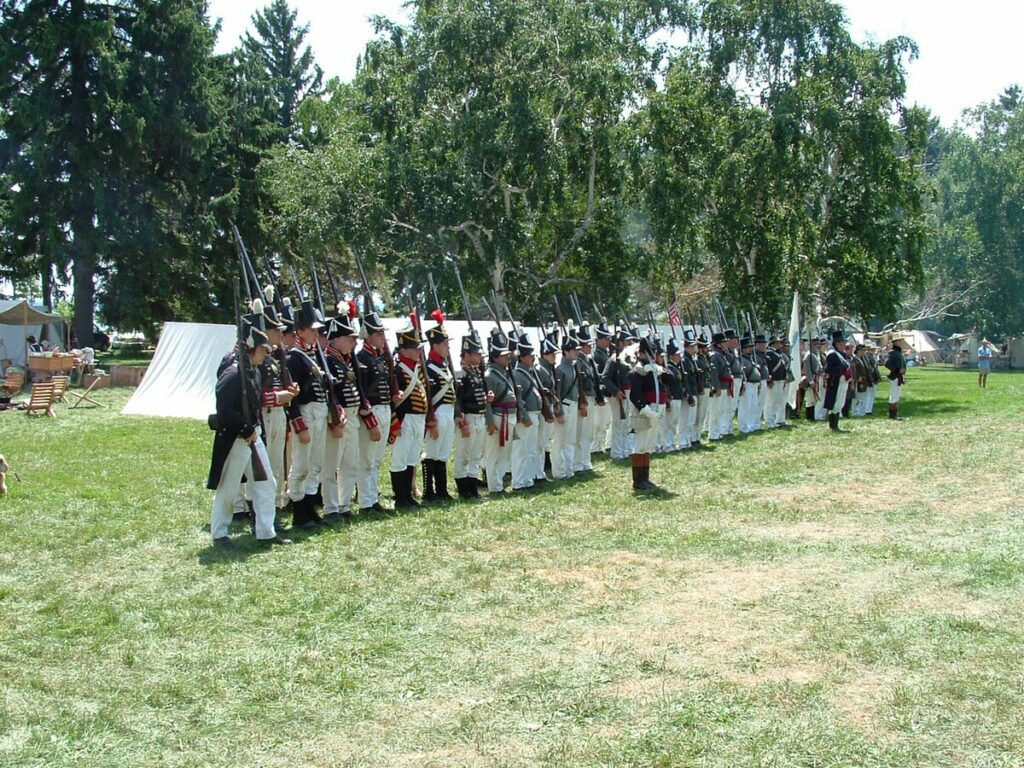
[233,276,268,482]
[501,294,553,422]
[449,256,479,350]
[405,282,436,426]
[555,295,588,409]
[250,249,293,388]
[308,258,344,431]
[351,248,399,398]
[321,254,374,413]
[231,223,260,305]
[480,293,522,421]
[427,271,457,377]
[572,291,606,406]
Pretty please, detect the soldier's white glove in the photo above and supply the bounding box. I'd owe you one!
[641,405,661,424]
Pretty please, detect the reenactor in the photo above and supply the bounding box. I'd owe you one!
[285,299,328,529]
[573,323,598,472]
[354,311,391,514]
[725,329,742,436]
[483,330,520,493]
[851,343,872,417]
[707,331,733,441]
[865,340,882,413]
[798,336,822,421]
[511,333,543,490]
[591,322,614,452]
[884,339,907,421]
[535,332,559,483]
[390,315,434,508]
[692,332,712,445]
[629,335,663,491]
[663,337,687,450]
[738,335,762,434]
[753,333,769,429]
[453,332,487,499]
[602,325,635,460]
[321,302,363,521]
[207,319,292,546]
[551,328,581,479]
[422,313,456,501]
[764,334,789,428]
[823,329,853,432]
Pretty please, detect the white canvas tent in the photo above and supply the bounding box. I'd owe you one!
[0,299,67,369]
[121,318,556,420]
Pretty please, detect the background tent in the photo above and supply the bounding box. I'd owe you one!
[0,299,67,369]
[122,318,554,421]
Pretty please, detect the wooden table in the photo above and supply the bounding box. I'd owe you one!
[27,355,79,378]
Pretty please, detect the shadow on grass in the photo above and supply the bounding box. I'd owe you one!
[899,397,970,418]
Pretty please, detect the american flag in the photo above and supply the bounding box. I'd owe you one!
[668,299,681,327]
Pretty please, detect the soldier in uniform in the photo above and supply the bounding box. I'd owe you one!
[823,329,853,432]
[453,332,487,499]
[723,329,742,436]
[602,325,635,460]
[850,344,871,417]
[738,335,762,433]
[591,322,613,453]
[680,330,699,448]
[321,302,363,522]
[390,316,434,509]
[814,336,830,422]
[422,313,457,502]
[354,311,391,513]
[799,336,823,421]
[629,335,663,491]
[573,323,597,472]
[534,332,559,484]
[483,330,519,494]
[285,299,329,529]
[663,337,687,451]
[691,332,711,446]
[884,339,907,421]
[511,333,543,491]
[707,331,733,441]
[551,329,581,480]
[764,334,788,428]
[207,321,292,546]
[865,341,882,413]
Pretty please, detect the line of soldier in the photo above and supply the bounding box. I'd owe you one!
[206,293,908,547]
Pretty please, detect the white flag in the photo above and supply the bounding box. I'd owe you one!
[787,291,802,409]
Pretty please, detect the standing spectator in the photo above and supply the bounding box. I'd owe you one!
[978,339,994,388]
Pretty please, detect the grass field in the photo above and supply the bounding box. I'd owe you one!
[2,368,1023,767]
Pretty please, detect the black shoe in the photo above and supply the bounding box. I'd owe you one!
[213,536,233,547]
[323,512,343,524]
[259,535,293,545]
[475,477,488,489]
[298,520,319,530]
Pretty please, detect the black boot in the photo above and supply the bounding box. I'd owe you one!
[396,466,420,509]
[305,494,325,526]
[829,413,847,433]
[390,471,407,508]
[421,460,438,501]
[640,453,658,490]
[433,460,453,500]
[455,477,473,500]
[631,455,643,490]
[805,406,815,422]
[889,403,902,421]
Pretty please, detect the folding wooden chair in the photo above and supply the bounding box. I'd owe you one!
[25,382,56,417]
[50,375,70,403]
[67,377,107,409]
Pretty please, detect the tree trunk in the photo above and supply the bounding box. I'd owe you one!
[40,262,52,343]
[68,0,96,349]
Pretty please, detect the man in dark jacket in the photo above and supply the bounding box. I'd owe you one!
[207,324,291,546]
[884,340,907,420]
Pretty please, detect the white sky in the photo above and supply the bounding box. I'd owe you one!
[208,0,1022,127]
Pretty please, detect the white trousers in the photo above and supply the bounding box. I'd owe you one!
[573,407,595,470]
[757,382,769,428]
[423,403,455,460]
[212,437,277,541]
[551,405,579,479]
[535,416,553,481]
[591,401,611,452]
[691,392,708,443]
[322,406,360,515]
[739,384,761,433]
[484,412,517,492]
[889,379,902,404]
[609,396,632,459]
[391,412,426,470]
[830,379,850,415]
[454,413,486,479]
[668,399,690,449]
[263,407,288,508]
[633,403,662,454]
[357,403,391,509]
[512,411,540,489]
[865,384,877,413]
[726,379,740,434]
[287,401,328,501]
[765,381,787,427]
